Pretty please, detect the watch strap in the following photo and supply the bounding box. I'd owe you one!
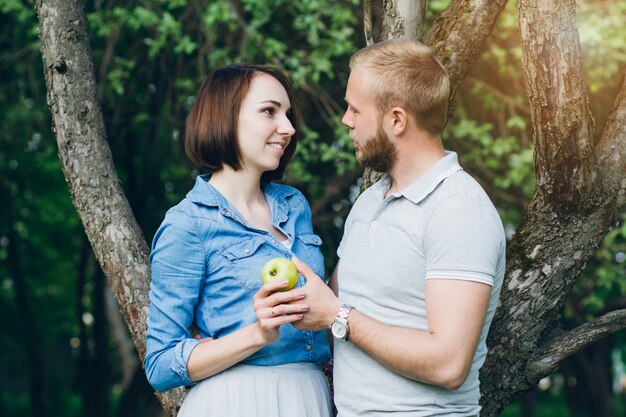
[336,304,353,323]
[332,303,353,341]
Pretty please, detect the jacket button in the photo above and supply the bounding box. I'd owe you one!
[244,248,250,254]
[305,344,312,351]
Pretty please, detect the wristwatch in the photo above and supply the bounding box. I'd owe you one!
[331,304,354,341]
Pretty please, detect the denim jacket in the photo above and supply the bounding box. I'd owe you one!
[144,175,331,392]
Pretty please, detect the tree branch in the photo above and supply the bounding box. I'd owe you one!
[424,0,509,91]
[527,309,626,382]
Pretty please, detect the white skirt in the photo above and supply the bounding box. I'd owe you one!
[177,362,333,417]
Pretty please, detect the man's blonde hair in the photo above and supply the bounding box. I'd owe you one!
[350,40,450,136]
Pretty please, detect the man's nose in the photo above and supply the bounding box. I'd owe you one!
[341,110,353,128]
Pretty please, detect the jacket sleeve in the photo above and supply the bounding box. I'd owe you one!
[144,210,204,392]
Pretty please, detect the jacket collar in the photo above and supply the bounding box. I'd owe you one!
[186,174,296,221]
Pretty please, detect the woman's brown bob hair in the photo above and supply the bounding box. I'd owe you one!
[185,64,300,181]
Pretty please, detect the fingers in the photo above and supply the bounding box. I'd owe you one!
[254,279,293,300]
[291,256,320,284]
[253,284,306,308]
[256,311,304,343]
[265,303,309,318]
[255,306,307,342]
[255,303,308,325]
[253,287,308,326]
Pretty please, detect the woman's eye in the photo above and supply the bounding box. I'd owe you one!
[262,107,275,115]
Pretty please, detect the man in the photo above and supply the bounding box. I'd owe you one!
[290,39,506,416]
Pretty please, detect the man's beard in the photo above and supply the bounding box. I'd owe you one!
[356,123,398,172]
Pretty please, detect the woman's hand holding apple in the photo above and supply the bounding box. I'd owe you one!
[252,280,309,344]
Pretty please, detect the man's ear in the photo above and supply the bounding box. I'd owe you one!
[389,107,408,135]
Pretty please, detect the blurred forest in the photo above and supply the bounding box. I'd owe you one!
[1,0,625,416]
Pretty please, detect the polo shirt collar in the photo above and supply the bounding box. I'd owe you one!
[186,173,297,209]
[377,151,462,205]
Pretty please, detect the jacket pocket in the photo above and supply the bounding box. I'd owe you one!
[219,237,265,261]
[296,233,325,279]
[218,237,268,289]
[297,233,322,247]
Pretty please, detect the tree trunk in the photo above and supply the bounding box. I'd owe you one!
[480,0,626,414]
[379,0,426,41]
[34,0,184,413]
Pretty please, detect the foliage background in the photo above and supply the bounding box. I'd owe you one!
[0,0,624,416]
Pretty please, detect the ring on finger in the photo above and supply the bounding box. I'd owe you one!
[271,307,277,317]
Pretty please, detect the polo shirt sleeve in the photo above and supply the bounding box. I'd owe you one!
[144,210,204,392]
[424,192,503,286]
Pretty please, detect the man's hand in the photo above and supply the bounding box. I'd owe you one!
[290,256,342,331]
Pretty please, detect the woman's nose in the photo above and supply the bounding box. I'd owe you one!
[278,116,296,136]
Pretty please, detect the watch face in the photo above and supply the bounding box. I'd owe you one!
[331,321,347,339]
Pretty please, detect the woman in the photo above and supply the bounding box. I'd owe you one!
[144,64,332,416]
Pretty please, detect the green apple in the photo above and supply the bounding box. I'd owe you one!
[261,257,299,291]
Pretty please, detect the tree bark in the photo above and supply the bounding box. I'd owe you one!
[363,0,375,46]
[479,1,626,414]
[379,0,426,41]
[597,74,626,211]
[34,0,184,413]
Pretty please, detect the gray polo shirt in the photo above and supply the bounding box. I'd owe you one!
[335,152,505,417]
